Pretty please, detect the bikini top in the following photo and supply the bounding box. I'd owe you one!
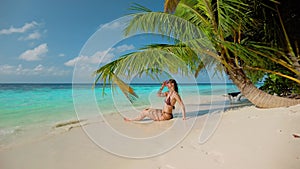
[165,93,175,109]
[165,96,172,105]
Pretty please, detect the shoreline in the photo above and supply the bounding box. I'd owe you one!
[0,94,228,150]
[0,94,222,147]
[1,95,299,169]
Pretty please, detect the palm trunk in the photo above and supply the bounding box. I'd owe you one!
[290,55,300,80]
[227,68,300,108]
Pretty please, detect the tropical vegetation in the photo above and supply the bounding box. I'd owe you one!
[94,0,300,108]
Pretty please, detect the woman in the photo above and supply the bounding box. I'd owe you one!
[124,79,186,121]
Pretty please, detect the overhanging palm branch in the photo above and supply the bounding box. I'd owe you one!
[94,45,199,100]
[92,57,139,102]
[94,1,263,95]
[124,12,205,42]
[94,0,300,107]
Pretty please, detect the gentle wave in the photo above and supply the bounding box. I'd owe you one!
[0,126,22,142]
[0,127,20,136]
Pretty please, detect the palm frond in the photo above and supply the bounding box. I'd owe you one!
[174,0,211,33]
[142,42,224,79]
[124,12,204,42]
[111,73,138,103]
[114,49,191,77]
[128,3,152,13]
[247,46,300,76]
[92,55,138,102]
[94,46,195,99]
[244,65,300,84]
[141,43,201,72]
[216,0,254,39]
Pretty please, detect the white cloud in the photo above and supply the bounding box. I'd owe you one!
[19,43,48,61]
[0,64,69,76]
[64,44,135,67]
[18,31,41,40]
[0,65,15,74]
[0,21,38,35]
[34,64,44,71]
[59,53,65,57]
[64,50,114,67]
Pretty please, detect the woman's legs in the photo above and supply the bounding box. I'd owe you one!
[124,109,147,121]
[124,108,163,121]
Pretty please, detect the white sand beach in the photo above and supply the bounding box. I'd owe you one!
[0,95,300,169]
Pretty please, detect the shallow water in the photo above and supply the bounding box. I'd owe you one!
[0,83,238,147]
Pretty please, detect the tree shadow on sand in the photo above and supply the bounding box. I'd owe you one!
[173,98,253,119]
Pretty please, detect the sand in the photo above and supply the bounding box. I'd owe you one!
[0,95,300,169]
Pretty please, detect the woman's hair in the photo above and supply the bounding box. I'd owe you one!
[168,79,178,93]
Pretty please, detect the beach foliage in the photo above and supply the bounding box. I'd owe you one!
[94,0,300,108]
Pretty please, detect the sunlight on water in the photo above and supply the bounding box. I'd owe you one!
[0,83,238,146]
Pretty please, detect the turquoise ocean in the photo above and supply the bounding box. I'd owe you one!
[0,83,239,147]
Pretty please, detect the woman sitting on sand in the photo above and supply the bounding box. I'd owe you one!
[124,79,186,121]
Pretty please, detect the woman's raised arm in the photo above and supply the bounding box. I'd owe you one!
[157,81,168,97]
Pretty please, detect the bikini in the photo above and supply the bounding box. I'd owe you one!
[162,93,174,120]
[165,96,175,109]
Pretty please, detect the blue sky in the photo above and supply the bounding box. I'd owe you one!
[0,0,228,83]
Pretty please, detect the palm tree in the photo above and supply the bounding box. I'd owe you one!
[94,0,300,108]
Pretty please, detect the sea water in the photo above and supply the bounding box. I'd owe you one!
[0,83,238,147]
